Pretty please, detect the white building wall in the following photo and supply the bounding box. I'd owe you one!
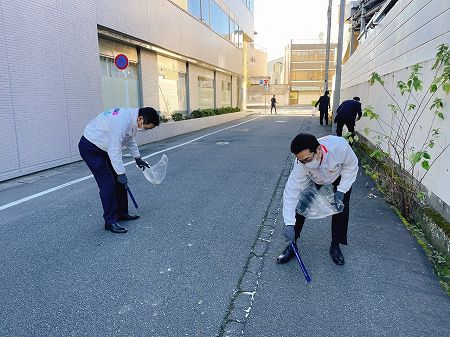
[341,0,450,208]
[140,50,160,110]
[0,0,252,181]
[0,0,102,181]
[96,0,244,75]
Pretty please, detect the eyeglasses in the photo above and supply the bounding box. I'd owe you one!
[296,153,315,164]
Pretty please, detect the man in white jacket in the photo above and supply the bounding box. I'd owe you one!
[277,133,358,265]
[78,107,160,233]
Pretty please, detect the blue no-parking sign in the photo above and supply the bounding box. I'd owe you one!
[114,54,129,70]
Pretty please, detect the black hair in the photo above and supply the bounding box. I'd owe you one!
[325,90,329,95]
[290,133,320,154]
[353,96,360,101]
[138,107,160,126]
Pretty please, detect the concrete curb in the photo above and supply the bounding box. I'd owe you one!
[135,111,248,146]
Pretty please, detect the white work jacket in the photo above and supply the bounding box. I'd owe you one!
[282,135,359,226]
[83,108,140,174]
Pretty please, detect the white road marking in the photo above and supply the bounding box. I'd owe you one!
[0,116,263,211]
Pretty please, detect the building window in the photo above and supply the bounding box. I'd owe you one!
[198,76,214,109]
[157,55,187,118]
[220,7,230,40]
[210,1,230,41]
[98,38,140,110]
[220,78,232,107]
[188,0,201,19]
[100,57,140,110]
[201,0,210,25]
[230,19,239,47]
[210,1,221,34]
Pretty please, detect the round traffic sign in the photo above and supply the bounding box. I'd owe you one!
[114,54,129,70]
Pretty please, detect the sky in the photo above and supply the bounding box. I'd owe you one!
[254,0,340,61]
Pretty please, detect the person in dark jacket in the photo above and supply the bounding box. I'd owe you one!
[334,97,362,137]
[315,90,330,125]
[270,95,277,114]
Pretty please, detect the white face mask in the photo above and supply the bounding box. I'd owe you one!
[304,157,320,169]
[137,127,148,133]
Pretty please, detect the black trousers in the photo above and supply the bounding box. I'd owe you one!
[319,109,328,125]
[336,121,355,137]
[293,177,352,245]
[78,136,128,225]
[270,104,276,113]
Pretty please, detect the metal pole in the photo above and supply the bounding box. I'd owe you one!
[350,26,355,55]
[124,69,129,107]
[361,4,366,38]
[324,0,332,93]
[331,0,346,135]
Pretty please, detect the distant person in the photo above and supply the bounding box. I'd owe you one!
[270,95,277,114]
[334,97,362,138]
[277,133,358,266]
[78,107,160,233]
[315,90,331,125]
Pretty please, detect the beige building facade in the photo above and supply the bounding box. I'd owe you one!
[0,0,255,181]
[286,41,337,105]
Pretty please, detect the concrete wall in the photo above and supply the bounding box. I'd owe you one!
[0,0,252,181]
[340,0,450,213]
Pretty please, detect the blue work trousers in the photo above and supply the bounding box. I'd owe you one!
[78,136,128,225]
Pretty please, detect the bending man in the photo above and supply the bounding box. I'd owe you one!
[277,133,358,265]
[78,107,160,233]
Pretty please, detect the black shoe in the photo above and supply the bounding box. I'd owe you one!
[329,244,344,265]
[105,223,127,233]
[277,245,295,264]
[118,214,140,221]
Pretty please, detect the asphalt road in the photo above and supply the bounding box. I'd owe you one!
[1,114,449,337]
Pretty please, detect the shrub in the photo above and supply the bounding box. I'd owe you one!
[171,112,184,121]
[189,106,240,119]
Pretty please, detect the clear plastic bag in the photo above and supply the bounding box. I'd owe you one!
[140,154,168,186]
[296,181,340,219]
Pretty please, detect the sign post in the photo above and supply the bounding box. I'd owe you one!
[260,79,269,114]
[263,79,269,114]
[114,54,129,107]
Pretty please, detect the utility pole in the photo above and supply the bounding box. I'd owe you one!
[324,0,332,93]
[331,0,346,134]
